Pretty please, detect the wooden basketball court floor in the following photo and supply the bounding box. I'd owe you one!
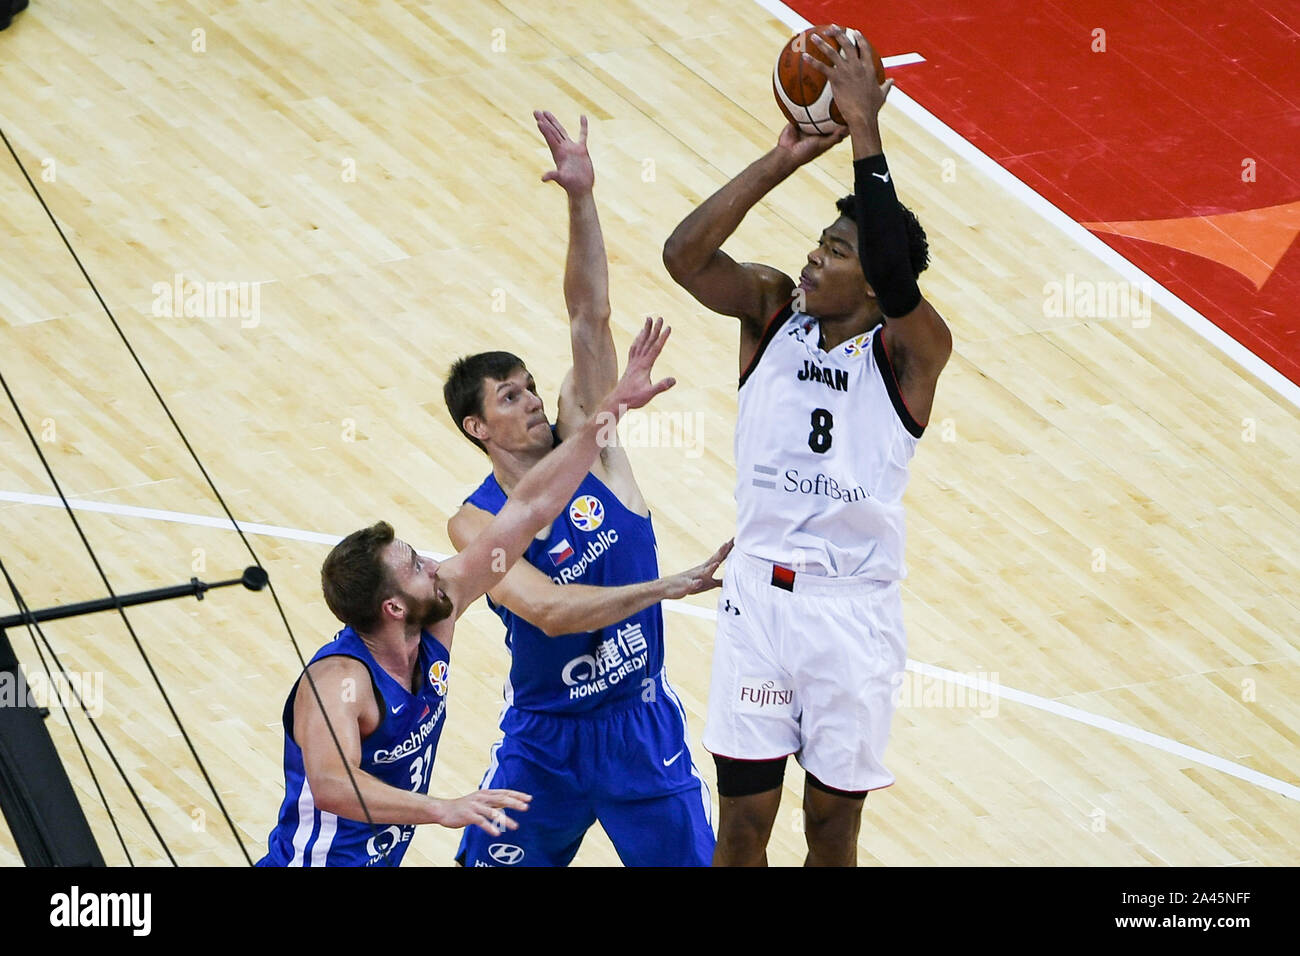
[0,0,1296,866]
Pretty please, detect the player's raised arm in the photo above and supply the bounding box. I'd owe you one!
[662,122,847,333]
[533,111,618,431]
[806,27,952,423]
[439,318,675,613]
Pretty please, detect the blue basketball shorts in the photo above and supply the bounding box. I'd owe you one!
[457,670,715,867]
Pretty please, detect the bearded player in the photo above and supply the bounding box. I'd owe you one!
[258,317,676,866]
[663,26,951,866]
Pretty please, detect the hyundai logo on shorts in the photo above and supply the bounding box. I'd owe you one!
[488,843,525,865]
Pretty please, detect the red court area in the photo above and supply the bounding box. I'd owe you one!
[790,0,1300,386]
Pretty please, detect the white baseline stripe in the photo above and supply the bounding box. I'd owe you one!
[750,0,812,30]
[750,0,924,69]
[883,53,925,67]
[750,0,1300,410]
[0,490,344,546]
[909,662,1300,801]
[0,489,451,558]
[7,489,1296,802]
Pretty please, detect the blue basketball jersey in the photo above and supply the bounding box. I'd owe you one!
[466,468,664,714]
[258,627,450,867]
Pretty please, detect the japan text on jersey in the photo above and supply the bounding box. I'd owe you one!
[733,303,923,579]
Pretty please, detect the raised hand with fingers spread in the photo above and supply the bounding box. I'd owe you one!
[535,110,595,194]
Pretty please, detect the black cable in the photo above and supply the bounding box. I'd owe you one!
[0,125,392,865]
[0,367,225,863]
[0,555,155,865]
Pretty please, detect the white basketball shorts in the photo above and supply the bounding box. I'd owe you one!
[703,549,907,793]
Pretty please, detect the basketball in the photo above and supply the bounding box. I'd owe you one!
[773,25,887,135]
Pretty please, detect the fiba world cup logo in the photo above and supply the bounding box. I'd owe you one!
[568,495,605,532]
[427,660,448,697]
[842,332,869,359]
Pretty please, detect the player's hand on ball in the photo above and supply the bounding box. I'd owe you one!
[440,789,531,835]
[535,110,595,194]
[663,539,734,599]
[804,25,893,128]
[775,121,849,170]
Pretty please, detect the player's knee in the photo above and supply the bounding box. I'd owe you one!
[718,802,774,840]
[715,813,774,866]
[713,755,785,862]
[716,816,765,851]
[803,773,866,835]
[804,804,862,845]
[802,794,862,866]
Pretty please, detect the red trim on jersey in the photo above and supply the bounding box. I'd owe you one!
[738,298,795,389]
[705,749,798,762]
[816,779,896,796]
[878,327,923,422]
[873,325,926,438]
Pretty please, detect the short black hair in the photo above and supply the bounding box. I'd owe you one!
[835,195,931,279]
[443,351,526,452]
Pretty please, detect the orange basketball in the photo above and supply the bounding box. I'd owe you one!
[773,25,887,135]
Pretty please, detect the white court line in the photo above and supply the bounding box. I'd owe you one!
[912,663,1300,801]
[882,53,925,67]
[0,490,342,546]
[750,0,1300,410]
[5,488,1296,802]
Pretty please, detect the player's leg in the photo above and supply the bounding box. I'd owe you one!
[599,788,716,866]
[702,553,800,866]
[455,709,595,867]
[793,579,907,867]
[801,772,866,866]
[713,756,787,866]
[591,673,715,867]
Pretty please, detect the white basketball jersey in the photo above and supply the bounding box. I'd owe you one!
[735,302,925,579]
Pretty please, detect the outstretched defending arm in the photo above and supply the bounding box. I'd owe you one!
[439,318,675,613]
[806,27,952,424]
[533,109,651,516]
[449,500,732,637]
[532,111,618,431]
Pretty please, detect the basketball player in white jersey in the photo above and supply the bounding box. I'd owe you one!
[663,26,952,866]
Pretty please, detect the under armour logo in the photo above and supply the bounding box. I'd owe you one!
[871,171,890,183]
[722,599,740,616]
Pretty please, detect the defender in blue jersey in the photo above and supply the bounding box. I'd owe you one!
[258,316,678,866]
[442,112,725,867]
[260,617,457,866]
